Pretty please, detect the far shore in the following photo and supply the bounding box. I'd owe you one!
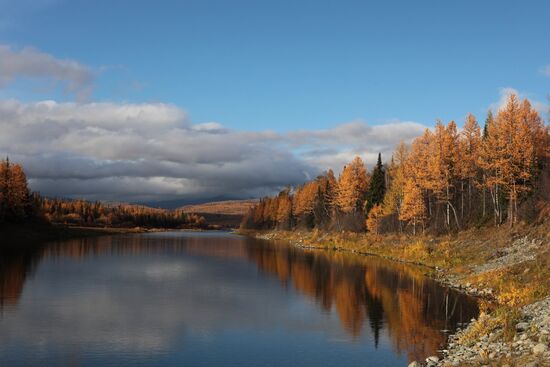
[0,222,232,248]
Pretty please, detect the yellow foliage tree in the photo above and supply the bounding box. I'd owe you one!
[366,204,384,234]
[383,141,409,232]
[335,156,369,214]
[399,179,426,235]
[0,158,31,221]
[479,94,536,225]
[427,120,460,230]
[276,188,293,229]
[458,113,481,217]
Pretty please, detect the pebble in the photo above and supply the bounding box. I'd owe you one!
[516,322,529,331]
[532,343,547,355]
[407,362,421,367]
[426,356,439,363]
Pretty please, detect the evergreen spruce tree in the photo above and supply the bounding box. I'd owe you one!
[365,153,386,215]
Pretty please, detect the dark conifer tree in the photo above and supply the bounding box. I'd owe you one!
[364,153,386,215]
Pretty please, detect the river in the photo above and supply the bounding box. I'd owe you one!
[0,231,479,366]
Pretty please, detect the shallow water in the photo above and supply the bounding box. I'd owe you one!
[0,231,479,366]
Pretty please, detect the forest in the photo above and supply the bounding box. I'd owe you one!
[0,158,207,229]
[241,94,550,235]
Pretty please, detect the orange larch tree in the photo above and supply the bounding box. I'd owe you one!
[383,141,409,232]
[458,113,482,218]
[427,121,460,230]
[479,94,537,225]
[335,156,369,214]
[399,179,426,235]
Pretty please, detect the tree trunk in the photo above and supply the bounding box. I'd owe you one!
[446,186,451,229]
[461,181,464,220]
[448,201,461,230]
[468,179,472,214]
[482,185,486,217]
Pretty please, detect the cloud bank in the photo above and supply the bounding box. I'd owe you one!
[0,45,94,100]
[0,99,427,202]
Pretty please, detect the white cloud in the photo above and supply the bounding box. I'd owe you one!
[490,87,549,117]
[0,99,427,202]
[539,65,550,77]
[0,44,94,100]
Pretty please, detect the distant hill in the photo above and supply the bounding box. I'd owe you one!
[179,199,258,215]
[140,196,257,209]
[178,199,258,228]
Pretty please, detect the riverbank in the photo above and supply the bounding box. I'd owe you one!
[1,223,234,249]
[0,222,149,248]
[239,223,550,366]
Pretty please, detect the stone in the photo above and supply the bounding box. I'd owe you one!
[407,362,421,367]
[524,362,538,367]
[426,356,439,363]
[516,322,529,331]
[532,343,547,355]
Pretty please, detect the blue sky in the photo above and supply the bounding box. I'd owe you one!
[0,0,548,202]
[2,0,548,131]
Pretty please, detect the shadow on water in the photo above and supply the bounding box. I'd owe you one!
[0,231,479,365]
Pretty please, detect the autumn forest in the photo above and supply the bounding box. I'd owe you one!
[241,94,550,235]
[0,158,207,229]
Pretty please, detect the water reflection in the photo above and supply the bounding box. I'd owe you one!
[0,232,478,366]
[0,247,41,309]
[245,239,478,361]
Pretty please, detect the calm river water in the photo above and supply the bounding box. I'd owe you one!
[0,231,479,366]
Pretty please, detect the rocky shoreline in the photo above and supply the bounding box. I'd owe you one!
[428,297,550,367]
[408,297,550,367]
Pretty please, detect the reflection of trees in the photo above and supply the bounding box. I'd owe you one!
[244,239,479,362]
[0,247,43,311]
[0,234,479,363]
